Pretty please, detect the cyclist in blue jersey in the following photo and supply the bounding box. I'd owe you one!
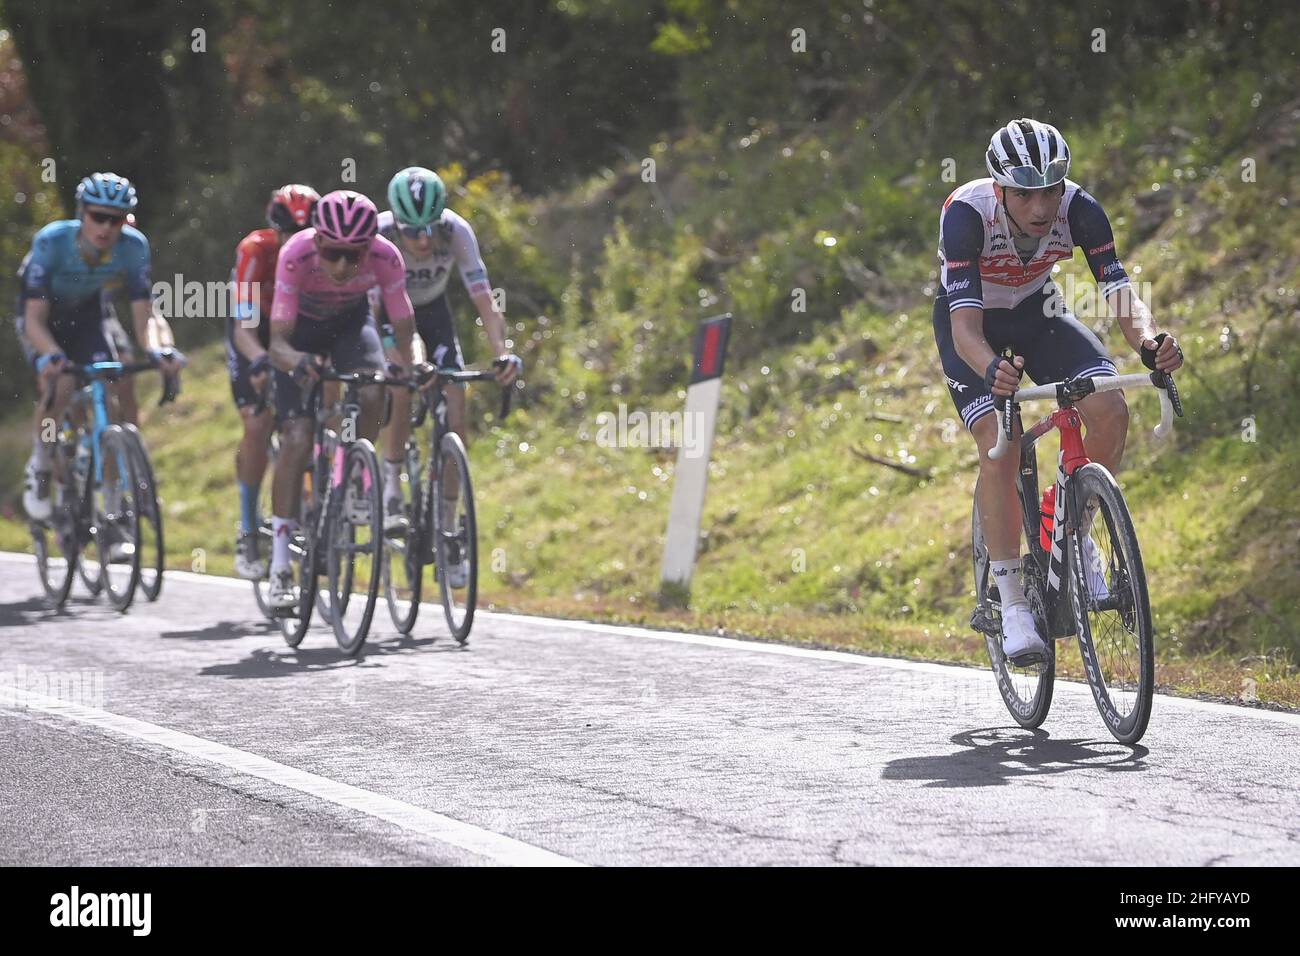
[17,172,182,522]
[933,119,1184,663]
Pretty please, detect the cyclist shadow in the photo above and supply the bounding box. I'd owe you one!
[160,620,278,641]
[0,596,105,626]
[0,597,69,627]
[882,727,1149,788]
[198,631,446,679]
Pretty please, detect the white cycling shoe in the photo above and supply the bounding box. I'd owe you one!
[234,532,267,580]
[383,493,408,536]
[269,565,298,611]
[1080,534,1110,601]
[1001,603,1048,665]
[23,457,55,522]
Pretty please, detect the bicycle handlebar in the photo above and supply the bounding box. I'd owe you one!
[987,371,1180,462]
[42,350,183,412]
[302,360,515,424]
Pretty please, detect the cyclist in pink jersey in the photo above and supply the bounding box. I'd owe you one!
[265,190,416,609]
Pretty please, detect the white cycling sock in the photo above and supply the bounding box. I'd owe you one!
[271,516,295,571]
[991,558,1028,609]
[383,459,403,500]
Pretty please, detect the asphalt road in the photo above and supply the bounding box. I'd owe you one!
[2,551,1297,866]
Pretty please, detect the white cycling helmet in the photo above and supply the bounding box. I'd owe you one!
[985,118,1071,189]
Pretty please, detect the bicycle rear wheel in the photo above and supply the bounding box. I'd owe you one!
[92,425,142,612]
[433,432,477,645]
[972,493,1054,728]
[121,424,164,602]
[328,439,383,655]
[32,444,79,607]
[1067,463,1155,744]
[384,443,423,634]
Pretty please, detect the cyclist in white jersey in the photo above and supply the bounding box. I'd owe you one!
[375,167,521,559]
[933,119,1184,663]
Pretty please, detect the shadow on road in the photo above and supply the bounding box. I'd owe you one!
[198,631,455,679]
[882,727,1149,788]
[160,620,278,641]
[0,596,101,628]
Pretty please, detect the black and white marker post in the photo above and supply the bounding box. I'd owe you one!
[660,313,732,603]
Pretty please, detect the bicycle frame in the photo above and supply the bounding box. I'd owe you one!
[993,371,1179,637]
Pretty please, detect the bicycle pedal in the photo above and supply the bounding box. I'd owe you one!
[1006,649,1047,668]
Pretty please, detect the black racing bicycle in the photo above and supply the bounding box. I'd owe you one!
[970,367,1182,745]
[272,367,409,655]
[382,360,514,644]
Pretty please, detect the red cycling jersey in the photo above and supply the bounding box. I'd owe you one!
[233,228,281,346]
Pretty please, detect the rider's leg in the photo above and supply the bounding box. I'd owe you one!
[112,377,139,428]
[1076,390,1128,475]
[355,383,386,444]
[237,405,274,533]
[971,412,1023,563]
[270,417,312,571]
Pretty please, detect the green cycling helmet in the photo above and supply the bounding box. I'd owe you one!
[387,166,446,228]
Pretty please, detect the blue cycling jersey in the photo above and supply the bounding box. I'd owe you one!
[18,220,153,320]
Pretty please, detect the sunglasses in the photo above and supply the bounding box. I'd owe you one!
[86,210,128,226]
[1000,158,1070,189]
[318,244,365,264]
[399,223,435,239]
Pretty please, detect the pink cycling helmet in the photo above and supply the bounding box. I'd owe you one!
[312,190,378,244]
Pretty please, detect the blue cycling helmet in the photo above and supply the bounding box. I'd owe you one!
[76,172,138,211]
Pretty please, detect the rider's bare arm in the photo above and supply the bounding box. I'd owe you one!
[268,319,302,373]
[23,297,57,357]
[472,289,508,357]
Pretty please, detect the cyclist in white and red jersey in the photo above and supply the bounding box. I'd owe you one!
[374,167,521,551]
[265,189,415,609]
[933,118,1183,663]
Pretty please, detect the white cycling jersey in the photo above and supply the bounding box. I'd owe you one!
[377,208,491,306]
[937,178,1130,313]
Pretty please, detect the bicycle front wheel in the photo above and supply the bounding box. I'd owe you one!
[383,445,423,634]
[433,432,478,645]
[92,425,142,612]
[121,424,164,602]
[972,492,1054,728]
[328,439,383,655]
[1067,463,1155,744]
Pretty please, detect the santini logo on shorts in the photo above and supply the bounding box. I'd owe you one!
[1087,241,1115,256]
[50,886,151,936]
[945,260,972,269]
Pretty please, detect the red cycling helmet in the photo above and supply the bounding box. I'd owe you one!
[267,184,320,233]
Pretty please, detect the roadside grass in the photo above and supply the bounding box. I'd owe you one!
[1,45,1296,712]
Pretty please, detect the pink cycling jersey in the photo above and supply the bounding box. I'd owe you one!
[270,229,414,325]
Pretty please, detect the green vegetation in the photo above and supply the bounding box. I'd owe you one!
[0,5,1296,707]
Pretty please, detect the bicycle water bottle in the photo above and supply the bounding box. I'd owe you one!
[1039,485,1056,551]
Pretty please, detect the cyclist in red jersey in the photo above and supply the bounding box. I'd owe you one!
[227,184,319,579]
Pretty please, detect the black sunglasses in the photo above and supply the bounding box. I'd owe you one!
[318,245,365,264]
[87,210,127,226]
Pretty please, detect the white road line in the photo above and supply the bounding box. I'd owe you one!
[5,690,584,867]
[3,551,1298,728]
